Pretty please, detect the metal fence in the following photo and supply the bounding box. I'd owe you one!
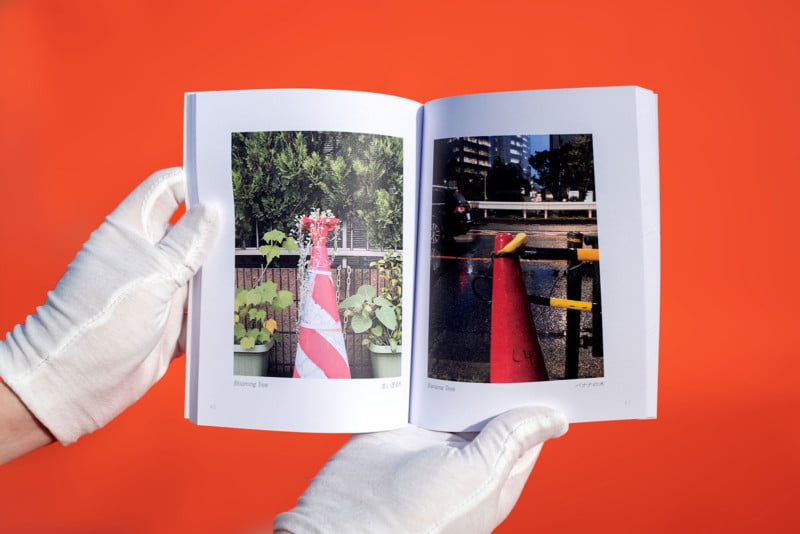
[470,200,596,219]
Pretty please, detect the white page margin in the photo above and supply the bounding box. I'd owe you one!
[186,89,420,433]
[411,87,659,430]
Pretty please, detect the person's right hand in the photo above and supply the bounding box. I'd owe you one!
[0,167,218,445]
[274,406,568,533]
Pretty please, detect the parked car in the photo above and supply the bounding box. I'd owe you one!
[431,185,472,246]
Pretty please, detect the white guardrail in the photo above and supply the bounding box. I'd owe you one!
[470,201,596,219]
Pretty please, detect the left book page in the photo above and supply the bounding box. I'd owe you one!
[184,89,420,433]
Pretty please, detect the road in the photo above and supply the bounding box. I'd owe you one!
[426,221,604,382]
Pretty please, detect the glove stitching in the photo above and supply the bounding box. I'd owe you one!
[141,170,182,242]
[7,273,164,384]
[425,416,544,534]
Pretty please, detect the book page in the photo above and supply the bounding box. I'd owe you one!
[185,89,420,433]
[411,87,659,431]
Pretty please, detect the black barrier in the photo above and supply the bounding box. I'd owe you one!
[484,231,603,379]
[528,295,599,311]
[517,247,599,262]
[565,232,583,379]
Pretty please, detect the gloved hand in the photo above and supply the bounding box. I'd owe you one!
[274,406,567,534]
[0,167,218,445]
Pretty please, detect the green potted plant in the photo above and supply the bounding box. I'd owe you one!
[233,229,297,376]
[338,251,402,378]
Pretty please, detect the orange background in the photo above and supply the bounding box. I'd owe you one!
[1,0,798,532]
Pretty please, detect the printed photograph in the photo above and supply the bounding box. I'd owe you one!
[427,134,604,382]
[231,131,404,379]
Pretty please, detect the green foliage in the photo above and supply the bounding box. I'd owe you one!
[338,251,402,351]
[259,229,298,267]
[353,136,404,249]
[233,230,296,348]
[234,280,291,348]
[528,134,595,200]
[486,158,529,201]
[232,131,403,250]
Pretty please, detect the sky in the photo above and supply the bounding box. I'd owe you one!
[529,134,549,155]
[528,134,550,178]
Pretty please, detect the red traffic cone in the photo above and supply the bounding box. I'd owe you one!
[490,232,549,382]
[293,215,351,379]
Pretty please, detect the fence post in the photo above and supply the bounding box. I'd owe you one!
[565,231,583,379]
[586,235,604,358]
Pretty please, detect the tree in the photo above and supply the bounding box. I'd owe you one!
[486,158,528,201]
[353,135,404,249]
[528,134,595,200]
[232,131,321,246]
[231,131,403,250]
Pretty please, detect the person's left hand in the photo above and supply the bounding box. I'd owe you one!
[0,167,218,444]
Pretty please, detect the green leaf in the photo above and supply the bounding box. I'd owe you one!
[283,236,299,252]
[256,281,278,303]
[357,285,377,299]
[259,244,282,266]
[375,306,397,331]
[234,290,248,309]
[273,290,294,311]
[245,290,262,306]
[373,296,392,308]
[262,229,286,243]
[257,329,272,343]
[240,336,255,349]
[234,323,246,339]
[350,313,372,333]
[338,293,366,309]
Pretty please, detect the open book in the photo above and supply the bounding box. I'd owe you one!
[184,87,659,433]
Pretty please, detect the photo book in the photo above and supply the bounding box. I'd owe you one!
[183,86,660,433]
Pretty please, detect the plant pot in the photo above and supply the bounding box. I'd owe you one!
[233,340,274,376]
[368,343,402,378]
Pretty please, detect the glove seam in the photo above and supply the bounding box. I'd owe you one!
[6,273,163,385]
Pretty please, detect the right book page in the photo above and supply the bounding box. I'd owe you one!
[410,87,659,431]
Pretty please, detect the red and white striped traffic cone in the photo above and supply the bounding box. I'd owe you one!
[293,215,351,379]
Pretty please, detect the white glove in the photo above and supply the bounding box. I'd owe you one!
[274,406,567,534]
[0,167,218,445]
